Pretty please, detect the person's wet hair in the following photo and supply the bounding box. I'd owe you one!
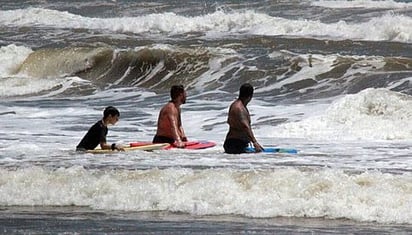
[170,85,185,100]
[239,83,254,99]
[103,106,120,119]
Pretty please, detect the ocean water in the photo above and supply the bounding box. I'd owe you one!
[1,0,412,234]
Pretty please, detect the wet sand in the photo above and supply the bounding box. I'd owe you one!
[0,206,411,234]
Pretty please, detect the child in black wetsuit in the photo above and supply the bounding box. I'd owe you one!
[76,106,124,151]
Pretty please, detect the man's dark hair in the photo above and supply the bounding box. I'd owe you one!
[239,83,254,99]
[103,106,120,119]
[170,85,185,100]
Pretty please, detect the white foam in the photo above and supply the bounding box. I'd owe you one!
[256,53,337,93]
[311,0,412,9]
[262,88,412,140]
[189,47,241,92]
[250,12,412,42]
[0,166,410,224]
[0,76,88,97]
[0,44,32,77]
[1,8,412,42]
[0,44,92,97]
[256,53,388,95]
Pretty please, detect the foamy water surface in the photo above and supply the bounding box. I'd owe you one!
[0,0,411,230]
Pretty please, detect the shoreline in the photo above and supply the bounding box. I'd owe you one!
[0,206,410,234]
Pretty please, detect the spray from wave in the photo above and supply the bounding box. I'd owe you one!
[1,7,412,42]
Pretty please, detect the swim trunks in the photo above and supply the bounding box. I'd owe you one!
[223,138,249,154]
[152,135,175,144]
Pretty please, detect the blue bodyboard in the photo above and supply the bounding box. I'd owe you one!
[245,147,298,154]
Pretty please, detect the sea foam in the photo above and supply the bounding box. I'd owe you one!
[0,8,411,42]
[0,166,410,224]
[263,88,412,140]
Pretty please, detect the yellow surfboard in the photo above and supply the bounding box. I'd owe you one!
[86,143,170,154]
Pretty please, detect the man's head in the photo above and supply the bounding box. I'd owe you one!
[239,83,254,99]
[103,106,120,124]
[170,84,186,104]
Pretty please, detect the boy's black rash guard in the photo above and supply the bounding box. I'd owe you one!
[76,120,108,150]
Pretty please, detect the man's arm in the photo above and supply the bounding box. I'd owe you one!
[99,141,111,150]
[99,141,124,151]
[178,111,187,141]
[179,126,187,142]
[239,108,263,152]
[167,108,185,147]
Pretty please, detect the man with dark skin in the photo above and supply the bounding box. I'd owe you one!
[224,83,264,154]
[152,85,187,148]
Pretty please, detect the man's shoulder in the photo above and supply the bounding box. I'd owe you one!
[231,100,244,109]
[162,102,178,112]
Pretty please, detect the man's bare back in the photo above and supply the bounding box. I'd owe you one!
[226,99,251,141]
[224,83,263,154]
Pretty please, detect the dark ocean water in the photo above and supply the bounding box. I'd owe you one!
[1,0,412,233]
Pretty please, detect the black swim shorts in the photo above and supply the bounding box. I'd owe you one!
[153,135,175,144]
[223,138,249,154]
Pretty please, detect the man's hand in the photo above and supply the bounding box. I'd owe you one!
[114,143,125,151]
[253,141,264,152]
[174,140,185,148]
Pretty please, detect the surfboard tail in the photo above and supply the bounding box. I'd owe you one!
[245,147,298,154]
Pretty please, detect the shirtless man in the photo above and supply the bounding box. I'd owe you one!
[76,106,124,151]
[224,83,264,154]
[152,85,187,148]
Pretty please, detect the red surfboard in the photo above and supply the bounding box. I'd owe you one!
[164,141,216,150]
[130,141,215,150]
